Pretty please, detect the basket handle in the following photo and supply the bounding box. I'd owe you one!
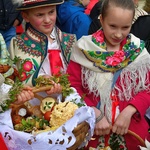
[32,86,52,93]
[34,93,44,101]
[32,86,56,101]
[109,127,146,147]
[127,130,146,147]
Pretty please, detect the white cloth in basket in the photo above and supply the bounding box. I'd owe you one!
[0,87,95,150]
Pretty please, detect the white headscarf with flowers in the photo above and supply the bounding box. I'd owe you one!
[70,30,150,122]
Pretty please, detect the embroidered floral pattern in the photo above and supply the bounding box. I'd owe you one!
[92,30,106,49]
[15,25,76,85]
[61,32,76,63]
[19,58,39,83]
[16,26,47,59]
[23,60,33,72]
[106,51,125,66]
[81,29,144,72]
[89,133,127,150]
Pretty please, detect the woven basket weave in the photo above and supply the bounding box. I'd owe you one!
[67,121,89,150]
[12,86,146,149]
[10,99,90,149]
[32,87,147,149]
[67,127,146,150]
[127,130,146,147]
[33,87,90,150]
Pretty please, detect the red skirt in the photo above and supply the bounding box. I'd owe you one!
[0,133,8,150]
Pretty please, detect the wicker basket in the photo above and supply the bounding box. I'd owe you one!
[33,88,90,150]
[10,86,91,150]
[11,86,146,149]
[127,130,146,147]
[29,87,147,149]
[67,121,89,150]
[67,127,146,150]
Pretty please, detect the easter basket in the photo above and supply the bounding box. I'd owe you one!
[0,83,95,150]
[98,129,146,150]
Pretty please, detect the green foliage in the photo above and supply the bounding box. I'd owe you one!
[12,56,21,64]
[35,74,74,98]
[14,116,49,132]
[109,133,125,150]
[1,79,23,112]
[44,101,53,110]
[71,94,86,108]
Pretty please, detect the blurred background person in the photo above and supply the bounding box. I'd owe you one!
[56,0,92,39]
[84,0,98,15]
[0,0,23,49]
[143,0,150,14]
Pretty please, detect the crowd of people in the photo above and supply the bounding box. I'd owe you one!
[0,0,150,150]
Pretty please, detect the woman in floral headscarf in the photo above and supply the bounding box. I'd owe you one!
[88,0,150,53]
[67,0,150,149]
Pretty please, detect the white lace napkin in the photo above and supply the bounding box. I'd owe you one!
[0,106,95,150]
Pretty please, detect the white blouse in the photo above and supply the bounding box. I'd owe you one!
[38,28,66,76]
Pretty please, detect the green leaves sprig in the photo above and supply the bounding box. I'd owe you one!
[1,74,74,113]
[0,79,23,113]
[14,116,49,132]
[35,74,74,98]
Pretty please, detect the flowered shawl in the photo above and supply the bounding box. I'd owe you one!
[70,29,150,123]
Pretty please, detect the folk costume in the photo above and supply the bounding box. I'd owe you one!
[67,29,150,149]
[8,0,76,86]
[9,23,76,86]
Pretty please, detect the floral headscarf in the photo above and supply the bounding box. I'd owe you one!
[81,29,144,73]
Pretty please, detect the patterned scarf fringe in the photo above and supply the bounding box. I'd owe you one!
[81,66,113,122]
[115,57,150,101]
[81,56,150,122]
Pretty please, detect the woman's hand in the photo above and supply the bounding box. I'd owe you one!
[14,86,34,105]
[95,116,111,136]
[112,105,137,135]
[93,107,111,136]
